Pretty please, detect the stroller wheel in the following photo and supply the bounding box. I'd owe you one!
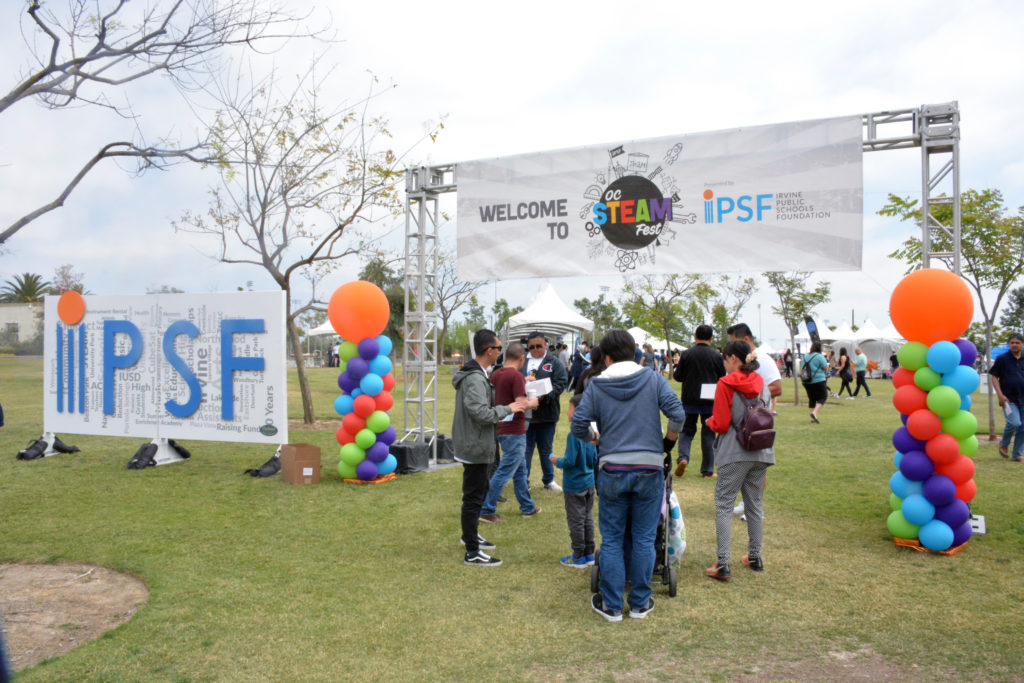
[590,549,601,594]
[668,567,678,597]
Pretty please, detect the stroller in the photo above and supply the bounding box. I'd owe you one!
[590,454,682,598]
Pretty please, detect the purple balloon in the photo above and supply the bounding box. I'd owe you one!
[900,412,909,426]
[346,356,369,381]
[892,426,926,455]
[379,425,397,446]
[356,459,379,481]
[934,498,970,529]
[358,337,380,361]
[952,520,973,547]
[899,450,934,482]
[922,473,957,507]
[338,372,359,393]
[953,338,978,368]
[366,441,389,463]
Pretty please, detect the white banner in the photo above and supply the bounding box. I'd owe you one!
[43,292,288,444]
[456,116,863,279]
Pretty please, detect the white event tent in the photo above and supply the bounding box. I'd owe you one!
[505,282,593,343]
[627,326,688,352]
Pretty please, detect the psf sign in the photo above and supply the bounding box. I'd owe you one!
[43,291,289,444]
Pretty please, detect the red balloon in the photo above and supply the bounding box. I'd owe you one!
[381,373,396,392]
[935,454,975,484]
[892,367,915,389]
[336,425,355,445]
[906,409,942,441]
[342,412,366,436]
[353,394,376,418]
[925,433,960,465]
[374,391,394,412]
[893,385,928,415]
[327,281,390,341]
[889,269,973,345]
[955,478,977,504]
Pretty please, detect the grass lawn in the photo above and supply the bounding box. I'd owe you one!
[2,357,1024,681]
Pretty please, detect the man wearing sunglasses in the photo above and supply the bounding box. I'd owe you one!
[453,329,528,566]
[522,331,568,492]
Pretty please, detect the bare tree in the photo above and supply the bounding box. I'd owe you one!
[175,62,431,423]
[437,251,483,357]
[763,271,831,406]
[1,0,315,246]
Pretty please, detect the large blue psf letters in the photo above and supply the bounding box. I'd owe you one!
[104,318,266,419]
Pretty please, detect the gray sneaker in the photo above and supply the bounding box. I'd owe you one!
[629,599,655,619]
[544,481,563,492]
[591,593,622,622]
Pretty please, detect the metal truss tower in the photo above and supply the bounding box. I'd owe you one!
[401,165,455,461]
[862,102,961,273]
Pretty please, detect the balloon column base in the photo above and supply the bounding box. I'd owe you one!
[893,536,968,556]
[343,472,397,485]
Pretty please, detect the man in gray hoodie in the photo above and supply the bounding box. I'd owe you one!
[452,329,527,566]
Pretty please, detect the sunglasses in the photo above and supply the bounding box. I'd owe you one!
[528,344,545,350]
[488,345,503,351]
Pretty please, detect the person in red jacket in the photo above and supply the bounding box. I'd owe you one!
[704,340,775,581]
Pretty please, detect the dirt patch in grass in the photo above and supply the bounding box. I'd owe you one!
[0,563,148,673]
[288,418,342,431]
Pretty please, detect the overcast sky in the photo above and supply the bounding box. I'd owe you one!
[2,0,1023,347]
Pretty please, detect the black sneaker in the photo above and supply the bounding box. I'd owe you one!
[460,535,496,550]
[464,551,502,567]
[629,599,655,619]
[591,593,622,622]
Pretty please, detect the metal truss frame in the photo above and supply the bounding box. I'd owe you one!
[402,103,961,464]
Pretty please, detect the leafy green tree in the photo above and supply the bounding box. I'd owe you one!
[492,298,524,334]
[574,294,625,344]
[620,274,703,353]
[763,271,831,405]
[463,295,488,331]
[881,188,1024,437]
[359,255,405,345]
[692,274,757,349]
[0,272,51,302]
[998,285,1024,333]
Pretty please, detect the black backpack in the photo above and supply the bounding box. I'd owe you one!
[734,393,775,451]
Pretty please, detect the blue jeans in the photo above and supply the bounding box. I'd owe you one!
[1001,399,1024,458]
[596,468,663,613]
[525,421,557,486]
[481,434,536,515]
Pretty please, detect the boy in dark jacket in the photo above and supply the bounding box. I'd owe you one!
[552,394,598,568]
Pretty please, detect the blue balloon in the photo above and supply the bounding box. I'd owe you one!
[919,519,954,551]
[893,451,903,468]
[941,365,981,397]
[334,394,354,416]
[927,341,961,374]
[377,453,397,475]
[376,335,393,356]
[902,494,936,526]
[369,354,393,377]
[359,372,384,397]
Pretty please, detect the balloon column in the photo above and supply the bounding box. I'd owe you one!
[886,269,978,552]
[327,281,398,481]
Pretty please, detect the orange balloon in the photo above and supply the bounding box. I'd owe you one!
[328,281,390,341]
[889,269,973,345]
[57,290,86,325]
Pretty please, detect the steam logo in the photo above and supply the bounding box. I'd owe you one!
[55,291,86,413]
[592,176,673,250]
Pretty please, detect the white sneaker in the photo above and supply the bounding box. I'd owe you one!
[733,502,745,515]
[544,481,563,492]
[845,396,855,400]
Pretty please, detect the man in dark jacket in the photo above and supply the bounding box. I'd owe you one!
[670,324,725,478]
[452,329,527,566]
[521,331,568,491]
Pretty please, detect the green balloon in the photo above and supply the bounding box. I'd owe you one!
[338,460,358,479]
[914,367,942,391]
[889,493,903,512]
[340,443,366,467]
[887,509,920,539]
[339,341,359,361]
[958,434,979,457]
[338,358,347,373]
[366,410,390,433]
[927,385,962,418]
[941,409,978,441]
[355,428,377,450]
[898,341,929,371]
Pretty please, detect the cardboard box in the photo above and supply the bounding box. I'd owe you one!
[281,443,321,485]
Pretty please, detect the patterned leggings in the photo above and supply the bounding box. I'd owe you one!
[714,460,769,566]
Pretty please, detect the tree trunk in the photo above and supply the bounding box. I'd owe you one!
[789,331,801,406]
[287,311,316,424]
[985,325,995,440]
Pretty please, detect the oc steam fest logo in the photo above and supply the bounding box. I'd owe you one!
[580,142,696,273]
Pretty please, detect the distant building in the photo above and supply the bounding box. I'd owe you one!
[0,302,42,345]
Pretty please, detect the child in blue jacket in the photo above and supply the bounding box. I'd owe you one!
[552,394,599,568]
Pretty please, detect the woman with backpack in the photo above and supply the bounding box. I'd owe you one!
[801,341,830,423]
[704,340,775,581]
[835,346,854,398]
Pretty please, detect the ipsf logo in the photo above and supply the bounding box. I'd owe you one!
[702,189,773,224]
[53,291,265,420]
